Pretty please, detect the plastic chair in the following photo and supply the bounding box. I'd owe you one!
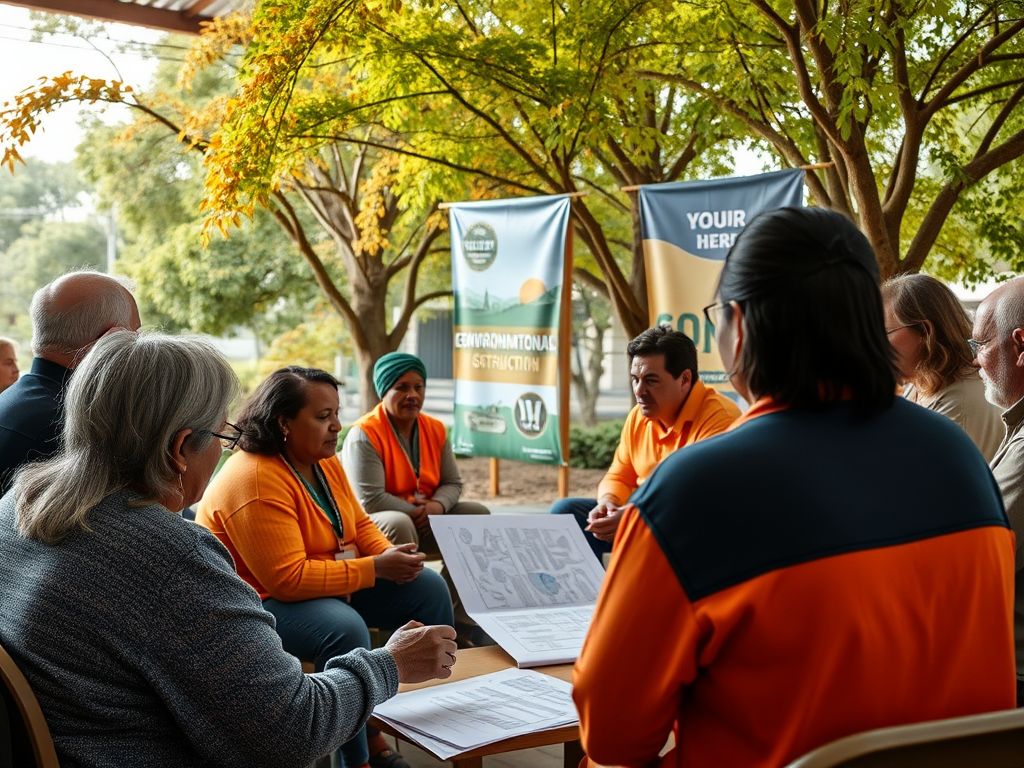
[0,643,59,768]
[784,708,1024,768]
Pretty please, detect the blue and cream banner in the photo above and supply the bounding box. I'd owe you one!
[449,195,571,465]
[639,169,804,392]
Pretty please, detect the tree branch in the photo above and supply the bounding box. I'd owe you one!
[924,17,1024,118]
[268,191,366,351]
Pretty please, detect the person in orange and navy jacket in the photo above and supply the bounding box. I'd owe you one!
[551,326,740,560]
[573,207,1016,768]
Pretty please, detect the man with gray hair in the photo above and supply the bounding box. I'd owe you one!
[972,275,1024,704]
[0,270,140,492]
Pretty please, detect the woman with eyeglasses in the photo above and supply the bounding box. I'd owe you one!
[196,366,453,768]
[573,207,1014,768]
[881,273,1003,460]
[0,335,457,768]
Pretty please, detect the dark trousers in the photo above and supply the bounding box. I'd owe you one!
[550,497,609,560]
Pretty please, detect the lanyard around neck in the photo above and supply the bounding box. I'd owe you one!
[280,456,344,541]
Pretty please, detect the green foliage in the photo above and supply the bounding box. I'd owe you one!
[6,219,106,293]
[256,310,352,379]
[204,0,739,338]
[0,157,105,337]
[661,0,1024,279]
[73,50,321,340]
[568,420,623,469]
[0,160,87,249]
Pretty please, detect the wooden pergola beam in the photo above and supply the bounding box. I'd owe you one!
[3,0,207,34]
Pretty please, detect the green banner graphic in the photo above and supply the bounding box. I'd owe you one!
[449,196,571,464]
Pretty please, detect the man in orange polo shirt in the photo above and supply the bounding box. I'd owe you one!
[551,326,740,559]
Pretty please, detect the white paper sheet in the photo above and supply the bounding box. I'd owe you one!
[373,668,577,757]
[429,514,606,666]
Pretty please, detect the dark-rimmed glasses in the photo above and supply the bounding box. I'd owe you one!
[209,422,245,451]
[703,302,729,327]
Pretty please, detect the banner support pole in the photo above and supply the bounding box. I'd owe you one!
[558,214,573,499]
[489,457,500,498]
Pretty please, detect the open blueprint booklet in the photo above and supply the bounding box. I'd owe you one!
[429,514,606,666]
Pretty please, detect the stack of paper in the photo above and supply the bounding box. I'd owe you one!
[429,513,606,666]
[372,668,578,759]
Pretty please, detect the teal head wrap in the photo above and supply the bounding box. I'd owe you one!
[374,352,427,398]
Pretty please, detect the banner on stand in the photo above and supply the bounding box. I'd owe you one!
[640,169,804,395]
[449,195,571,465]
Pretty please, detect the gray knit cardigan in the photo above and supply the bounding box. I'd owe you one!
[0,490,399,768]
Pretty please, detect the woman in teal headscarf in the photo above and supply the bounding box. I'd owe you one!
[341,352,490,644]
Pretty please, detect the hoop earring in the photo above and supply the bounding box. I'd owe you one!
[173,473,186,511]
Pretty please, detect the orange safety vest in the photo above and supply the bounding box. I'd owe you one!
[352,403,447,503]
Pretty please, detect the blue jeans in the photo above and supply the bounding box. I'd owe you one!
[550,497,609,560]
[263,568,452,767]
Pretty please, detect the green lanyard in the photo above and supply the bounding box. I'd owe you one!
[281,456,344,541]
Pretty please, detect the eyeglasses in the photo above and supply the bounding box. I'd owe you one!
[703,302,730,327]
[208,422,245,451]
[885,325,914,336]
[967,339,987,356]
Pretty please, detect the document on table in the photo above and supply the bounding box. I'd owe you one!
[429,513,606,666]
[373,668,577,759]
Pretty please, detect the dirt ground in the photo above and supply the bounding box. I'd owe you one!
[456,456,605,507]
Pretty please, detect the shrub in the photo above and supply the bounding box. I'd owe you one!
[569,421,623,469]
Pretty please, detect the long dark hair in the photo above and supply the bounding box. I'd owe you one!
[236,367,339,455]
[716,207,897,414]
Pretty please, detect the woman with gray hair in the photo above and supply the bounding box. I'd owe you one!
[0,331,457,768]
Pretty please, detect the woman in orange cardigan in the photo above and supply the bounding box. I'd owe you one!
[196,367,453,768]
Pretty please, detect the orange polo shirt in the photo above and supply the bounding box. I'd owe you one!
[574,397,1015,768]
[196,452,393,601]
[598,380,740,505]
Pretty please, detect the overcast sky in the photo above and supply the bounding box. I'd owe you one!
[0,5,166,163]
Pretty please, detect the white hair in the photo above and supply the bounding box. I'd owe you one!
[15,331,239,544]
[30,270,137,358]
[993,278,1024,337]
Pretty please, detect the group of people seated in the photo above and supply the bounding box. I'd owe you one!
[0,205,1021,768]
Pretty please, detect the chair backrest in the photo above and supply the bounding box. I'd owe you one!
[0,643,59,768]
[783,708,1024,768]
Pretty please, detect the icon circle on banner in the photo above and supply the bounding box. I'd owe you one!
[513,392,547,438]
[463,223,498,271]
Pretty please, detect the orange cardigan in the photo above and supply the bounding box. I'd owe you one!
[598,380,740,505]
[195,452,392,601]
[351,403,448,502]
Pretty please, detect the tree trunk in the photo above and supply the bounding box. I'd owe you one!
[571,325,607,428]
[347,267,399,414]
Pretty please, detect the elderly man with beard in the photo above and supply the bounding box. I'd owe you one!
[972,275,1024,705]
